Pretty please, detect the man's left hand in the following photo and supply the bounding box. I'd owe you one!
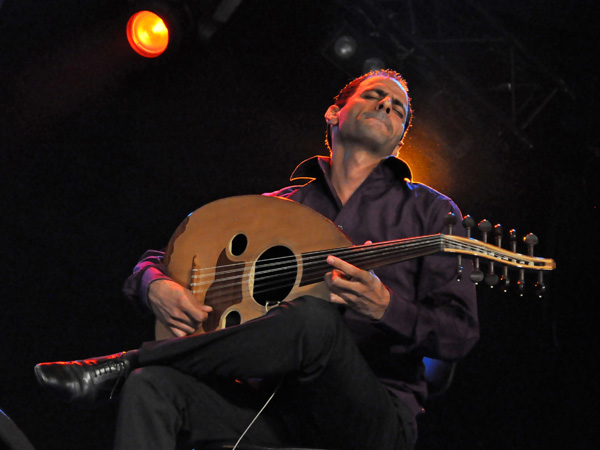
[324,254,390,320]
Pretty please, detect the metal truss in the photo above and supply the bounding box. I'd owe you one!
[328,0,572,148]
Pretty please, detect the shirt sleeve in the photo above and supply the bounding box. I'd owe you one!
[122,249,170,310]
[374,200,480,361]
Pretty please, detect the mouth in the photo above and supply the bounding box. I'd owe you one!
[364,115,391,132]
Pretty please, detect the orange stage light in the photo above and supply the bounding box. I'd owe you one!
[127,10,170,58]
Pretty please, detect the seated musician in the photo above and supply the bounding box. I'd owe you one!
[35,69,479,450]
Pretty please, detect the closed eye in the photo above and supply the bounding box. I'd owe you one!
[362,89,406,118]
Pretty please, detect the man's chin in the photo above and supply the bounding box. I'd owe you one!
[364,142,398,159]
[362,132,398,156]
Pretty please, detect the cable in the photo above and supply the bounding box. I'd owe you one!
[232,377,284,450]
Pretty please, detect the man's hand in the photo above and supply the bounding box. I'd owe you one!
[147,279,213,337]
[324,254,390,320]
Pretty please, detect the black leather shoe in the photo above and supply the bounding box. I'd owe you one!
[34,350,138,404]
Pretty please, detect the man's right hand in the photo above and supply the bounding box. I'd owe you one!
[147,279,213,337]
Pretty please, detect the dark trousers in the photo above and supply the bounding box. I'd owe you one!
[114,297,415,450]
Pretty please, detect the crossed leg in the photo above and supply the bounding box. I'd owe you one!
[111,297,413,449]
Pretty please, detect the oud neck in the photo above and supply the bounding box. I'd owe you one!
[298,233,554,287]
[299,235,443,286]
[330,235,444,270]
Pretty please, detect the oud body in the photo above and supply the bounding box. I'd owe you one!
[159,195,350,339]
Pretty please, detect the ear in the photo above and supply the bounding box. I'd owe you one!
[325,105,340,125]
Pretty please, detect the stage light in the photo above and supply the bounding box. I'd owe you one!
[125,1,244,59]
[323,24,390,77]
[125,1,193,59]
[362,56,385,73]
[333,35,357,59]
[127,10,170,58]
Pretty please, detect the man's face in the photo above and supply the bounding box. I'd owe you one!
[327,75,410,156]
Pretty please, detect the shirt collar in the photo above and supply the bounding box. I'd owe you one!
[290,155,412,182]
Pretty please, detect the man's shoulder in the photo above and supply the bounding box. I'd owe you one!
[403,181,462,217]
[405,180,453,201]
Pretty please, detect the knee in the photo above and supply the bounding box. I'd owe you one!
[276,297,347,346]
[285,296,343,331]
[283,297,349,361]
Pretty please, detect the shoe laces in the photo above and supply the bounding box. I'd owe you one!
[89,357,128,400]
[92,359,126,378]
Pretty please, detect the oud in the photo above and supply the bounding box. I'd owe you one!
[158,195,555,339]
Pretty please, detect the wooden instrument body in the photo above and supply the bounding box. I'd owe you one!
[157,195,351,339]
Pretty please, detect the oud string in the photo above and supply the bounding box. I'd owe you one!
[190,236,444,302]
[187,235,543,304]
[192,235,440,281]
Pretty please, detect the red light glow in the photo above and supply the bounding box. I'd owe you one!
[127,10,169,58]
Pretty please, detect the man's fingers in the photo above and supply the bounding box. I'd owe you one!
[170,327,190,338]
[328,292,349,306]
[148,279,216,336]
[182,303,212,324]
[178,289,213,322]
[326,255,357,274]
[329,271,356,292]
[325,271,358,303]
[326,255,371,283]
[168,311,205,336]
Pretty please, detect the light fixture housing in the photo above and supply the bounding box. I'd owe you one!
[126,1,192,58]
[127,10,170,58]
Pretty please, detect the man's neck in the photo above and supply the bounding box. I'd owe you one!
[329,146,386,205]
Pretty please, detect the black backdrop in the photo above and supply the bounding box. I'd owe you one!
[1,1,597,449]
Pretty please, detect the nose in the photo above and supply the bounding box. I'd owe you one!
[377,97,392,114]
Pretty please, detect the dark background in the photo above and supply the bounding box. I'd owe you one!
[0,0,597,449]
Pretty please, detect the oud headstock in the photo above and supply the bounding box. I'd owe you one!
[444,212,555,297]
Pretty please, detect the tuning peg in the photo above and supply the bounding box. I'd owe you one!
[463,215,483,284]
[444,213,462,280]
[490,224,503,282]
[510,229,518,252]
[517,270,526,296]
[494,224,510,291]
[524,234,547,298]
[478,219,492,242]
[484,223,503,287]
[534,273,547,298]
[484,271,499,286]
[494,224,503,246]
[470,259,484,284]
[444,212,457,234]
[463,216,480,282]
[455,261,464,281]
[509,229,525,295]
[478,220,498,286]
[464,216,482,283]
[463,215,475,238]
[524,233,539,254]
[499,273,511,292]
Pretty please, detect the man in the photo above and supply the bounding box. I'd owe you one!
[35,70,479,450]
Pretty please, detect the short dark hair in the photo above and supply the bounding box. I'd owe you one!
[326,69,412,152]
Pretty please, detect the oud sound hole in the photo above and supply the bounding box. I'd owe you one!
[224,311,241,328]
[253,246,297,306]
[230,233,248,256]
